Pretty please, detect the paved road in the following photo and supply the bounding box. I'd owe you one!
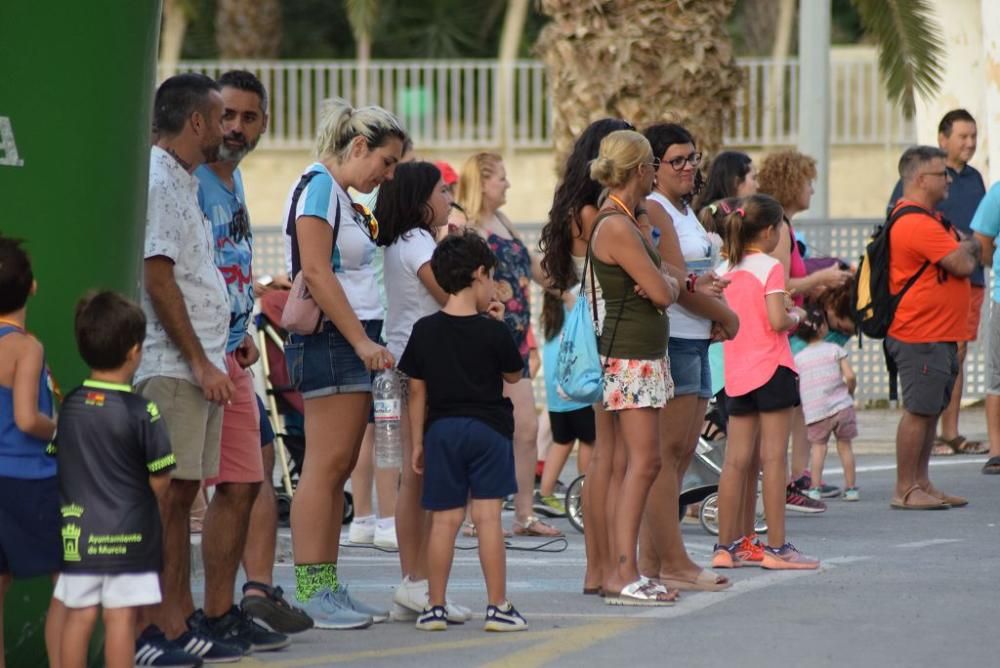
[194,455,997,668]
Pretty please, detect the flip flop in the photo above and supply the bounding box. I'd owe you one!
[890,484,950,510]
[983,456,1000,475]
[658,570,732,592]
[605,579,677,607]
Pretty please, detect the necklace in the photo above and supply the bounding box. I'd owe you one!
[606,194,639,226]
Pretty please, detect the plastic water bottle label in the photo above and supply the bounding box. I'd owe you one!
[374,399,400,422]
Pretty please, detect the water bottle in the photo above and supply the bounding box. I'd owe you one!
[373,368,402,468]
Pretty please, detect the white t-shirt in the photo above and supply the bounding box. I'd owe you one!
[648,191,713,339]
[283,163,383,321]
[384,228,440,360]
[136,147,229,385]
[573,254,605,335]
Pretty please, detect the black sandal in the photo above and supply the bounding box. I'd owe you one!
[240,581,315,634]
[982,456,1000,475]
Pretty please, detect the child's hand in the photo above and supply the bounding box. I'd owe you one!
[412,443,425,475]
[486,300,505,321]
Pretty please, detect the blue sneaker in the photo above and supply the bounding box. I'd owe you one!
[174,629,245,663]
[134,626,203,667]
[299,588,374,630]
[331,584,389,623]
[415,605,449,631]
[484,600,528,632]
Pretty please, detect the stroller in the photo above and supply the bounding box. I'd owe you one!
[256,289,353,525]
[563,399,766,536]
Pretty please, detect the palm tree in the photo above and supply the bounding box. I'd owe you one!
[535,0,943,167]
[216,0,283,59]
[345,0,379,103]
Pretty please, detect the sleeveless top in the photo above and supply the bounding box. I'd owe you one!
[591,221,669,360]
[487,232,532,365]
[787,218,807,307]
[0,325,56,479]
[648,191,714,339]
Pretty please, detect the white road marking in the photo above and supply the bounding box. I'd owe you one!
[894,538,963,549]
[826,457,987,475]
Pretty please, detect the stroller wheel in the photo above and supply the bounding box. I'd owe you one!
[564,474,585,534]
[699,492,720,536]
[342,491,354,525]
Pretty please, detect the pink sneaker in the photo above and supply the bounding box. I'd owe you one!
[761,543,820,570]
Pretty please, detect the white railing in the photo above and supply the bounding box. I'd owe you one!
[163,53,914,151]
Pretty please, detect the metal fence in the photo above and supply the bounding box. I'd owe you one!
[250,220,991,406]
[163,53,915,151]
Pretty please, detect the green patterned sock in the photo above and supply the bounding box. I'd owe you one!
[295,563,334,602]
[329,562,340,592]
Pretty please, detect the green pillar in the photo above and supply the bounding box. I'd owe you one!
[0,2,161,666]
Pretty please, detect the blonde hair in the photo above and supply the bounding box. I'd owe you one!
[589,130,652,188]
[455,152,503,225]
[314,97,408,161]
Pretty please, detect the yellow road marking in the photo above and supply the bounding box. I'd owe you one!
[480,618,643,668]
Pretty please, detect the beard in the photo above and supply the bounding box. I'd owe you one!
[201,138,222,164]
[218,133,259,163]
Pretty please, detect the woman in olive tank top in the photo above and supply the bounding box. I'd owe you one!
[588,130,680,606]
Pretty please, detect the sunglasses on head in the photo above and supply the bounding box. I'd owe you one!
[352,202,379,240]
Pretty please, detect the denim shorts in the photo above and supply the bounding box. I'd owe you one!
[667,337,712,399]
[285,320,383,399]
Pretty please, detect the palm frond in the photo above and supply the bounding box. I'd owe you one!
[851,0,944,117]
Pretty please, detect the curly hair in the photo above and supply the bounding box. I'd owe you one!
[540,118,633,291]
[756,150,817,211]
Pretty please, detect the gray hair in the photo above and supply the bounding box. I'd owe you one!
[898,145,947,183]
[314,98,408,161]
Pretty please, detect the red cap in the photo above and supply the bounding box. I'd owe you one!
[434,161,458,186]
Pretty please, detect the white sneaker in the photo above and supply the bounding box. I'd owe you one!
[374,520,398,550]
[805,488,822,502]
[348,516,375,544]
[390,576,471,623]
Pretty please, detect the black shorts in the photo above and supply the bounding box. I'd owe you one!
[421,417,516,510]
[0,475,62,577]
[726,365,800,416]
[256,395,275,447]
[548,407,596,445]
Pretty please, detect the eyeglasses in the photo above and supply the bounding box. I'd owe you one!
[920,170,950,179]
[229,203,251,243]
[646,157,661,171]
[665,152,703,171]
[352,202,379,240]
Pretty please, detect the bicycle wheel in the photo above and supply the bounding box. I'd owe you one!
[699,492,720,536]
[565,474,585,534]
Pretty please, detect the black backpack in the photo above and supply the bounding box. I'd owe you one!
[853,204,941,340]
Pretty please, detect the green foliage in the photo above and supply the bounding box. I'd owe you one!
[852,0,944,117]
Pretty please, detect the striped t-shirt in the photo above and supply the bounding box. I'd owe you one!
[793,341,853,424]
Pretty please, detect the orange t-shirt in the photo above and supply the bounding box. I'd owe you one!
[887,200,970,342]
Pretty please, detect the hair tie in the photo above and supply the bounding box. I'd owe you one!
[708,204,718,215]
[719,200,732,214]
[736,207,746,217]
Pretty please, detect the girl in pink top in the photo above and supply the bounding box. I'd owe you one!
[713,194,819,570]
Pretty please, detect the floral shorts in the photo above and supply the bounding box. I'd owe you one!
[601,356,673,411]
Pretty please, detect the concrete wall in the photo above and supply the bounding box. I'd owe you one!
[240,144,908,228]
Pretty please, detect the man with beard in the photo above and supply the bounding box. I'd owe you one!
[134,73,245,665]
[182,70,298,653]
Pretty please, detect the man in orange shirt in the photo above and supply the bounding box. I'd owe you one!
[885,146,980,510]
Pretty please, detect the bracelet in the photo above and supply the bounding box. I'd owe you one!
[685,272,698,294]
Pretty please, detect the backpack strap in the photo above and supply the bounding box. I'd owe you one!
[287,171,340,278]
[885,204,937,302]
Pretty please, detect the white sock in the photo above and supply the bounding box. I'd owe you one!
[376,517,395,531]
[353,514,375,526]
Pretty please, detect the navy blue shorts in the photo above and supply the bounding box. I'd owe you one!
[256,395,275,447]
[0,475,62,577]
[421,418,516,511]
[285,320,382,399]
[668,337,712,399]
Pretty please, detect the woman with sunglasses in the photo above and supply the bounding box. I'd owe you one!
[540,118,635,595]
[281,98,406,629]
[455,152,562,538]
[638,123,738,592]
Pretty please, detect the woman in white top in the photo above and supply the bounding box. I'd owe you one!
[639,123,739,591]
[375,161,474,620]
[282,98,406,629]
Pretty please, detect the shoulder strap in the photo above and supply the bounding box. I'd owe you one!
[287,171,339,278]
[587,209,630,363]
[885,204,933,301]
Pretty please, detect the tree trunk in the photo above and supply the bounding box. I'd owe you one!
[159,0,188,81]
[216,0,282,59]
[536,0,741,170]
[497,0,530,153]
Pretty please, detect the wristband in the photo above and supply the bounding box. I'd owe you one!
[685,272,698,294]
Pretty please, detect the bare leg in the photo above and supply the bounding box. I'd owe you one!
[149,478,201,638]
[759,409,793,548]
[425,508,464,607]
[741,443,761,538]
[396,401,428,580]
[835,439,856,489]
[602,418,628,591]
[291,393,369,566]
[809,440,829,493]
[350,425,375,519]
[937,342,967,441]
[577,442,592,475]
[789,406,809,480]
[102,606,138,668]
[605,408,662,593]
[470,499,507,606]
[986,394,1000,459]
[45,576,65,668]
[374,466,399,520]
[539,442,573,497]
[242,443,277,588]
[59,606,99,668]
[894,410,940,505]
[203,481,260,617]
[584,406,614,591]
[505,379,539,524]
[717,415,758,546]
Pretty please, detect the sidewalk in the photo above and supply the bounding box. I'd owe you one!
[852,405,987,454]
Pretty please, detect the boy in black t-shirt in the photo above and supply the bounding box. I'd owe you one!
[398,231,528,633]
[52,292,176,668]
